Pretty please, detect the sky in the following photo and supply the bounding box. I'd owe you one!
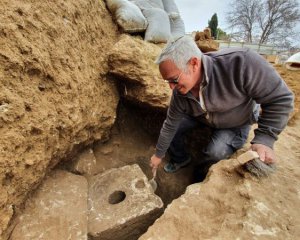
[174,0,300,46]
[175,0,231,33]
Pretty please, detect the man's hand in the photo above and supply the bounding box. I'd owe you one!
[251,143,276,164]
[150,155,162,174]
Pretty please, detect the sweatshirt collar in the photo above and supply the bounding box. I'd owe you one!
[201,54,213,84]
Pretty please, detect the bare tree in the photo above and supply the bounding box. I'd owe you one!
[226,0,260,42]
[257,0,300,44]
[226,0,300,46]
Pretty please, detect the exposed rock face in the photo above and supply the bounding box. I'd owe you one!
[140,121,300,240]
[10,170,88,240]
[108,34,171,109]
[0,0,119,237]
[194,28,219,52]
[71,148,98,176]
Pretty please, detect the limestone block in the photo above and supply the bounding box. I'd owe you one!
[72,148,97,175]
[11,170,88,240]
[88,164,163,240]
[195,39,219,52]
[194,29,219,52]
[108,34,171,109]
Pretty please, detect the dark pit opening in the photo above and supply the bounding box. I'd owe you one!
[108,190,126,204]
[290,62,300,68]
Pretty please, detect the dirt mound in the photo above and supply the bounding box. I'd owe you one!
[194,28,219,52]
[0,0,119,237]
[108,34,171,109]
[275,65,300,123]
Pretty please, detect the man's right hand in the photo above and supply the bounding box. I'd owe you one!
[150,154,162,174]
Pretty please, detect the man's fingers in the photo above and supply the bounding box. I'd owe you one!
[251,143,276,164]
[149,162,157,171]
[265,151,276,164]
[257,149,266,162]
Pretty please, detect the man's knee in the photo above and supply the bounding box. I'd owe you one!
[204,143,234,161]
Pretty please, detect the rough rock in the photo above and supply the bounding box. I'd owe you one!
[194,29,219,52]
[71,148,97,176]
[108,34,171,109]
[196,40,219,53]
[10,170,88,240]
[88,164,163,240]
[140,121,300,240]
[0,0,119,237]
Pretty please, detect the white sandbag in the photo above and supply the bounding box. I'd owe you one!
[150,0,164,9]
[130,0,164,10]
[285,52,300,71]
[170,16,185,40]
[106,0,148,32]
[106,0,125,13]
[162,0,180,19]
[143,8,171,43]
[116,1,148,32]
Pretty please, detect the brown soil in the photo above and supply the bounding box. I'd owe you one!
[0,0,119,238]
[274,65,300,122]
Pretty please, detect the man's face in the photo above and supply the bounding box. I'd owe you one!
[159,59,199,95]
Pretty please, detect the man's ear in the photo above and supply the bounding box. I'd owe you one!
[189,57,200,71]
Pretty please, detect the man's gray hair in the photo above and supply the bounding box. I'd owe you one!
[155,35,202,72]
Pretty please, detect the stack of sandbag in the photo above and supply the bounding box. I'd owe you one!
[194,28,219,52]
[106,0,148,33]
[162,0,185,40]
[105,0,185,43]
[132,0,171,43]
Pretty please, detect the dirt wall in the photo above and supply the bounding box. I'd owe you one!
[0,0,119,237]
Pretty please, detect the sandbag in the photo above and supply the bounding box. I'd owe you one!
[162,0,179,19]
[106,0,125,13]
[130,0,164,10]
[106,0,148,32]
[285,52,300,71]
[143,8,171,43]
[170,17,185,40]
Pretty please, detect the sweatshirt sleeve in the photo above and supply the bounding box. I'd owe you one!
[155,92,185,158]
[243,50,294,148]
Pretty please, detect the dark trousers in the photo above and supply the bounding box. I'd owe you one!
[168,116,251,182]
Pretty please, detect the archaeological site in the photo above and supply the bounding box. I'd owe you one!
[1,0,300,239]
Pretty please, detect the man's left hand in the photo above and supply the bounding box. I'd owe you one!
[251,143,276,164]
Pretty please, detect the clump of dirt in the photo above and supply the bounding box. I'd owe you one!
[194,28,219,52]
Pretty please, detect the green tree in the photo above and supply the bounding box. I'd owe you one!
[208,13,218,39]
[217,28,230,41]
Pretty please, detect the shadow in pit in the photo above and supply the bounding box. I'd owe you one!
[95,100,213,206]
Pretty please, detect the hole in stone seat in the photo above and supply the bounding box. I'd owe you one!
[108,191,126,204]
[135,179,145,189]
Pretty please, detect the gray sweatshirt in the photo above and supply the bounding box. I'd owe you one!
[155,48,294,158]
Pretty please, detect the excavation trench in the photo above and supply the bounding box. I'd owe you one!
[9,100,211,240]
[88,100,211,205]
[83,100,211,239]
